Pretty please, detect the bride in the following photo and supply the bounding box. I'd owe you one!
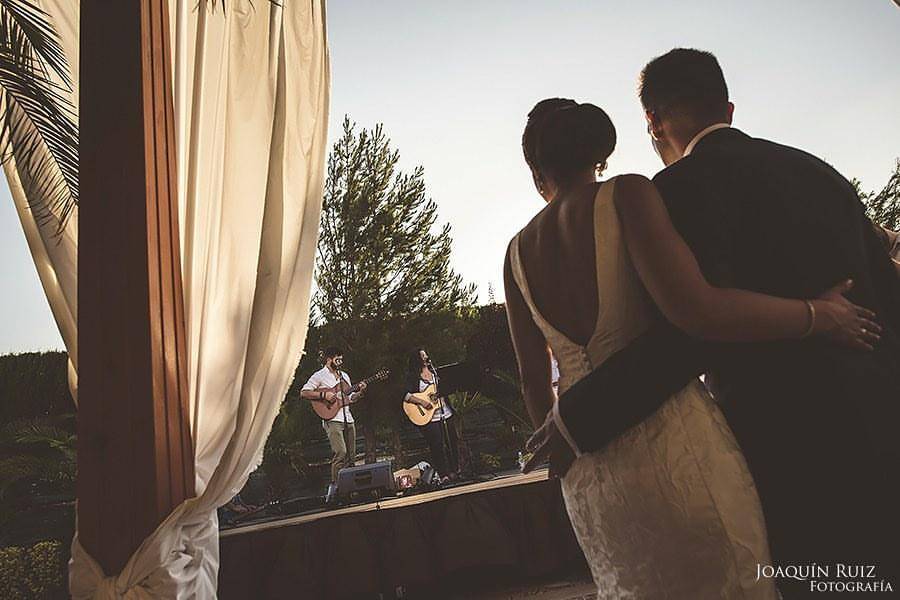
[504,99,878,599]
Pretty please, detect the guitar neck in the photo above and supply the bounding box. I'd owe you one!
[362,370,388,386]
[345,372,384,393]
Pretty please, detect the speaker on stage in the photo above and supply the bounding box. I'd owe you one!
[331,460,396,504]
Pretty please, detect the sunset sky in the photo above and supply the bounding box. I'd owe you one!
[2,0,898,353]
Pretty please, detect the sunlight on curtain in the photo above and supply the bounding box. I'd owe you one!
[3,0,330,596]
[2,0,79,402]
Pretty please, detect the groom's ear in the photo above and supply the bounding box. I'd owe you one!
[726,102,735,124]
[645,110,664,140]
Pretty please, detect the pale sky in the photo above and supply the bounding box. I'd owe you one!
[1,0,899,353]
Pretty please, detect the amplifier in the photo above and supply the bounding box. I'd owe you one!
[332,460,396,503]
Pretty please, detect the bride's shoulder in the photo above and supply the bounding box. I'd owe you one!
[613,173,654,190]
[610,173,660,205]
[610,174,670,227]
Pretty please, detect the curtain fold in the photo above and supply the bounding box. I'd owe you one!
[4,0,330,596]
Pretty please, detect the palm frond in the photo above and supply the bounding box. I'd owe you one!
[0,0,70,87]
[205,1,283,16]
[0,0,77,233]
[0,418,75,457]
[0,0,286,234]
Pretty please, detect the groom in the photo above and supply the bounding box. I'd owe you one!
[544,49,900,593]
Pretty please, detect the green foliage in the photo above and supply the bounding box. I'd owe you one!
[314,116,476,323]
[477,453,501,472]
[0,540,65,599]
[862,159,900,230]
[261,397,321,497]
[0,352,72,423]
[259,301,532,493]
[23,540,64,597]
[0,545,26,600]
[309,116,477,462]
[0,0,79,231]
[465,304,530,434]
[277,309,480,466]
[0,416,75,527]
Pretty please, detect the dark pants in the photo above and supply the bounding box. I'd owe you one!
[418,417,459,478]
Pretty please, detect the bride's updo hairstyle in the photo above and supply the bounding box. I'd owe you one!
[535,103,616,187]
[522,98,577,174]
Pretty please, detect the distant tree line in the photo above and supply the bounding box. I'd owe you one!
[857,158,900,230]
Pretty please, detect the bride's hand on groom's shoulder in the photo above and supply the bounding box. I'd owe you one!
[523,411,575,478]
[812,279,882,351]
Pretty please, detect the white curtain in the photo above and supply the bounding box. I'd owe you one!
[4,0,330,597]
[2,0,79,403]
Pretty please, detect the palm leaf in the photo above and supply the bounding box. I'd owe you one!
[0,0,70,86]
[0,0,77,233]
[0,1,282,234]
[0,418,75,459]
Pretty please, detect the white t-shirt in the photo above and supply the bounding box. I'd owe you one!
[303,366,355,423]
[419,377,453,422]
[550,355,560,392]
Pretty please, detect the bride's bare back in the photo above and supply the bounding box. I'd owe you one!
[515,183,602,347]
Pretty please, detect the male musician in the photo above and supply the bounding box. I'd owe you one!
[301,347,367,483]
[403,348,460,481]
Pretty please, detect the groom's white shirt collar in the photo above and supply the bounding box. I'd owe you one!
[683,123,731,157]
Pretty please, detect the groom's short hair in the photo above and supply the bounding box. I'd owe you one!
[639,49,729,120]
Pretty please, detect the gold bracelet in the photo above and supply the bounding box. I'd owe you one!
[800,300,816,338]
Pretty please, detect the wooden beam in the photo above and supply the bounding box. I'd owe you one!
[79,0,194,575]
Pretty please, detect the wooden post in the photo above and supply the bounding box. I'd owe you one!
[78,0,194,575]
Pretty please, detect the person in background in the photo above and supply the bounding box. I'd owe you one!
[403,348,460,482]
[300,347,367,484]
[550,353,560,396]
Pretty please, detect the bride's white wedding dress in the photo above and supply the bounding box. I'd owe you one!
[510,178,777,599]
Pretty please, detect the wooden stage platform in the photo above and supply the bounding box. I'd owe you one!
[221,469,550,539]
[218,468,587,599]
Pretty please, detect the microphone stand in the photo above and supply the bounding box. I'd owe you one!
[428,359,454,482]
[336,358,351,465]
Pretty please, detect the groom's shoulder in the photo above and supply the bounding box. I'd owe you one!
[743,135,859,195]
[653,133,854,195]
[650,155,704,200]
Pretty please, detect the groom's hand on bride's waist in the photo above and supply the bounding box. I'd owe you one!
[523,412,575,478]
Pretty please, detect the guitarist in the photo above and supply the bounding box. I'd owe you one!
[403,348,459,482]
[300,347,367,483]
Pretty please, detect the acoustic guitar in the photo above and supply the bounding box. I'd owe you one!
[311,369,389,420]
[403,383,446,426]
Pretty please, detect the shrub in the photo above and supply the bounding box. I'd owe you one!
[0,541,65,599]
[0,546,26,600]
[25,541,64,598]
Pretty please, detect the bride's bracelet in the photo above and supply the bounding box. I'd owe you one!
[800,300,816,338]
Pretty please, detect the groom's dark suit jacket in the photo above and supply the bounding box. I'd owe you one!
[558,128,900,573]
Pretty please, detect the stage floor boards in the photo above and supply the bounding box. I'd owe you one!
[221,469,549,538]
[470,574,596,600]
